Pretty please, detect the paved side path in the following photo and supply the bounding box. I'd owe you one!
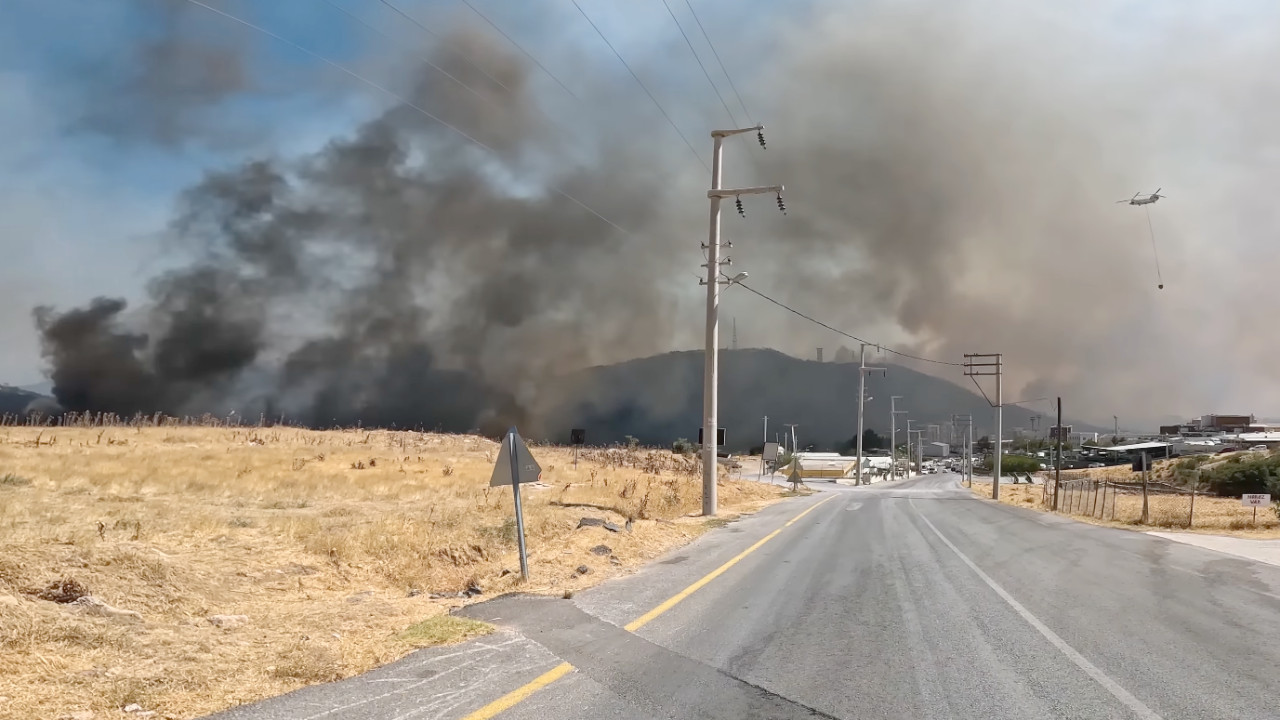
[1149,531,1280,567]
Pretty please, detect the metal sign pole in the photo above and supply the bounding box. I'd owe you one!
[509,431,529,580]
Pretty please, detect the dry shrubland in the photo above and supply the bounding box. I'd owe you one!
[970,478,1280,537]
[0,426,783,719]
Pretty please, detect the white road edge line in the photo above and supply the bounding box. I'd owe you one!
[910,498,1164,720]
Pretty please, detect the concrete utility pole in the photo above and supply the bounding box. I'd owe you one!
[759,415,767,480]
[784,424,799,456]
[905,420,918,477]
[907,429,924,475]
[701,125,783,516]
[856,343,886,485]
[891,397,907,482]
[964,353,1003,499]
[1113,415,1119,438]
[952,414,973,486]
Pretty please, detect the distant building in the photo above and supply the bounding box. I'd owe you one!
[1163,414,1255,436]
[923,442,950,458]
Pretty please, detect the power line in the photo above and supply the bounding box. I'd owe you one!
[320,0,488,105]
[454,0,581,102]
[177,0,631,237]
[659,0,738,126]
[731,280,964,367]
[569,0,710,173]
[374,0,511,92]
[683,0,753,124]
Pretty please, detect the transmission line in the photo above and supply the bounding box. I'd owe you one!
[176,0,630,237]
[659,0,738,126]
[683,0,753,124]
[374,0,511,92]
[454,0,581,101]
[569,0,710,172]
[731,280,963,367]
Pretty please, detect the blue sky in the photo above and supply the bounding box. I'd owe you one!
[6,0,1280,426]
[0,0,779,384]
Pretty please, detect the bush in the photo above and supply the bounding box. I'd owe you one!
[978,453,1041,474]
[672,438,694,456]
[1200,453,1280,497]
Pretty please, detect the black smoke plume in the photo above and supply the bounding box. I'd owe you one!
[33,0,1280,429]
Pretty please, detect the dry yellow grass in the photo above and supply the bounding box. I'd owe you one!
[0,426,784,719]
[969,479,1280,538]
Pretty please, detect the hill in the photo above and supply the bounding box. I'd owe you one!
[536,349,1080,451]
[0,385,49,416]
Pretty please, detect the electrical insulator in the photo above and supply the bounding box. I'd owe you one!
[757,129,767,149]
[735,196,745,217]
[776,193,787,215]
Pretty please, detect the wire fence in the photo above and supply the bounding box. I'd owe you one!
[1040,477,1279,530]
[2,411,292,429]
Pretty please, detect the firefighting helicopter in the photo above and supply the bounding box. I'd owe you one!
[1116,188,1167,206]
[1117,188,1167,289]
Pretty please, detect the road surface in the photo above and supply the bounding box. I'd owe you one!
[211,473,1280,720]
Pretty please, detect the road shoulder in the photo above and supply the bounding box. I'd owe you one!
[204,489,836,720]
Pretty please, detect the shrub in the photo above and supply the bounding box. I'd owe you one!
[1200,453,1280,496]
[978,454,1041,474]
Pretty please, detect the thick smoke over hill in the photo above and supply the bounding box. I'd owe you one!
[31,0,1280,430]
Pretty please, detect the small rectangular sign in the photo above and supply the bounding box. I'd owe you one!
[570,428,586,445]
[1241,494,1271,507]
[762,441,781,462]
[698,428,726,446]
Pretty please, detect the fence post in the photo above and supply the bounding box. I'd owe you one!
[1140,452,1150,525]
[1188,483,1195,528]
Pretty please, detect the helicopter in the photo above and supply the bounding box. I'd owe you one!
[1116,188,1167,206]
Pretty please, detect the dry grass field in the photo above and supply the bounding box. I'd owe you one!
[0,426,786,719]
[969,478,1280,538]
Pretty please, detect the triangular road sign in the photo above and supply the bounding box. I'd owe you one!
[788,465,803,484]
[490,429,543,487]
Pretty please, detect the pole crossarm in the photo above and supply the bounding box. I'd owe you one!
[708,184,784,198]
[712,125,763,138]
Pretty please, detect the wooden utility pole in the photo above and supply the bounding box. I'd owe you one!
[1054,397,1063,511]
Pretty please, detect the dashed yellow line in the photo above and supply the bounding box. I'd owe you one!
[458,493,835,720]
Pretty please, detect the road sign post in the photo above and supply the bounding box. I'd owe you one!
[762,441,780,480]
[570,428,586,469]
[1242,493,1270,525]
[491,427,542,580]
[509,433,528,579]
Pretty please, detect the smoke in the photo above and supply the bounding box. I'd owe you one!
[36,15,700,433]
[30,0,1280,429]
[73,0,252,147]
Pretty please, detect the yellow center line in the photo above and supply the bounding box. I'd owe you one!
[458,493,836,720]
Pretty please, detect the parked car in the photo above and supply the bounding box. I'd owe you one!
[1216,447,1236,454]
[1249,445,1269,452]
[1087,462,1105,468]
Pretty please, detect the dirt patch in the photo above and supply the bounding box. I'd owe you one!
[0,425,785,718]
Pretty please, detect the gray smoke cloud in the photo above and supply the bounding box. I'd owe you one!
[31,0,1280,430]
[74,0,252,147]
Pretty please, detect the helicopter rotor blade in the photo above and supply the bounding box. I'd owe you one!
[1152,188,1161,195]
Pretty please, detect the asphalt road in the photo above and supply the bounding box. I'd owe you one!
[211,473,1280,720]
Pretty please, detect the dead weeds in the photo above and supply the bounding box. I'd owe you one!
[0,426,785,718]
[969,479,1280,537]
